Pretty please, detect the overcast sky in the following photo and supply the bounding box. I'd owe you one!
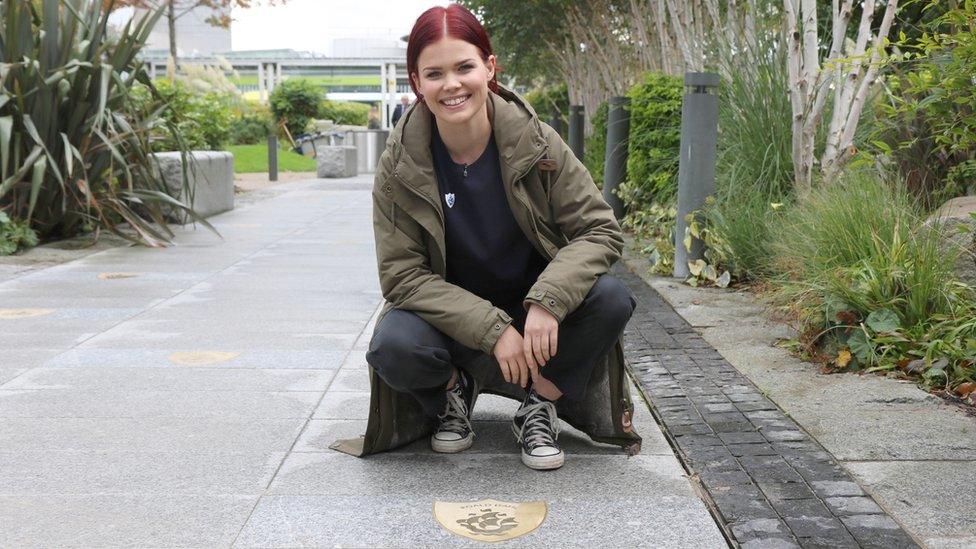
[231,0,446,53]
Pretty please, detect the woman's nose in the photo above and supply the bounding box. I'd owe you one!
[444,72,461,90]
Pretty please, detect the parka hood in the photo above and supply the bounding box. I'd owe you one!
[387,85,550,189]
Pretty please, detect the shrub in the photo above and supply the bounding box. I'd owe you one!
[0,0,210,244]
[869,1,976,208]
[228,103,272,145]
[318,100,370,126]
[623,73,682,208]
[524,83,569,138]
[583,101,608,189]
[768,169,973,384]
[623,200,676,276]
[269,78,323,137]
[137,79,234,151]
[702,38,796,281]
[0,211,39,255]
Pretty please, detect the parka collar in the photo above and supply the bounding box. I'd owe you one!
[389,85,549,191]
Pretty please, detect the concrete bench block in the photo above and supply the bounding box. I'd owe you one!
[152,151,235,222]
[316,145,358,178]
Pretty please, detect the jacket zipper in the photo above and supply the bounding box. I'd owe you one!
[392,170,447,266]
[513,147,555,260]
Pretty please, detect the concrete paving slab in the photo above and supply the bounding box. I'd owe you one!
[269,452,693,497]
[0,349,74,370]
[82,322,359,351]
[0,450,285,494]
[328,368,371,392]
[0,494,257,547]
[0,417,305,453]
[41,348,346,369]
[0,331,104,350]
[0,389,321,418]
[234,494,724,548]
[311,390,372,419]
[0,368,27,385]
[3,366,336,392]
[845,461,976,548]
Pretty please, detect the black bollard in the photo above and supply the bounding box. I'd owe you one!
[569,105,584,160]
[674,73,720,278]
[268,134,278,182]
[602,96,629,220]
[548,110,565,138]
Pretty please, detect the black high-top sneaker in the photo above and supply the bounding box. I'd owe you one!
[512,388,564,470]
[431,368,477,453]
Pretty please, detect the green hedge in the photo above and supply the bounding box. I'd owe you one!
[269,78,322,137]
[621,73,683,209]
[228,102,272,145]
[135,79,235,151]
[319,100,370,126]
[525,83,569,139]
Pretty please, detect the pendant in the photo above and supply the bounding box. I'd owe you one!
[445,193,455,208]
[463,164,468,178]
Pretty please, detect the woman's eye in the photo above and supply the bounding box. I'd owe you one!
[460,64,473,71]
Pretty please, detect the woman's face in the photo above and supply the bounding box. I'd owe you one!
[412,37,495,126]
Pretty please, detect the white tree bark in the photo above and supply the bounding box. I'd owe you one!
[783,0,899,192]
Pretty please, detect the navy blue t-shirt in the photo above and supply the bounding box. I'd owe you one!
[431,124,547,315]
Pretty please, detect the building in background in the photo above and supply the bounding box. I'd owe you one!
[134,4,231,57]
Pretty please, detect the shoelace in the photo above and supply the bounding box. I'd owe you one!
[437,385,472,435]
[513,399,561,448]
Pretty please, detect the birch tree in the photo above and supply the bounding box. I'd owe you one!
[783,0,899,193]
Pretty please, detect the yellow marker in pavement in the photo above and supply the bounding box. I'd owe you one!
[0,308,55,319]
[167,351,240,366]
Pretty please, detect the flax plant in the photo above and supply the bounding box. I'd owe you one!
[0,0,213,246]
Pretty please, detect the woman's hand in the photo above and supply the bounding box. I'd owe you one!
[524,303,558,375]
[492,325,536,388]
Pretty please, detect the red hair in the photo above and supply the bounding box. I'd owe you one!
[406,4,500,102]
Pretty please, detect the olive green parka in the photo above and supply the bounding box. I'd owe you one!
[330,85,642,457]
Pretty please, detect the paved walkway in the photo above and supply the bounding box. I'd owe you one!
[0,175,725,547]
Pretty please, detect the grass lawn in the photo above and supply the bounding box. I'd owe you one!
[228,144,316,173]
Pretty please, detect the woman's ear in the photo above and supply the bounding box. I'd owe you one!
[486,55,496,80]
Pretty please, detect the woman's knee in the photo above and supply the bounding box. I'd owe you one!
[588,275,637,326]
[365,309,450,389]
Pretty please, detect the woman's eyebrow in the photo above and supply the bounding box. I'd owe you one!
[422,59,476,71]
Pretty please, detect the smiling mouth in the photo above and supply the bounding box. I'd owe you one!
[440,94,471,107]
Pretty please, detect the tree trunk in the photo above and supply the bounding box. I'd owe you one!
[167,0,178,72]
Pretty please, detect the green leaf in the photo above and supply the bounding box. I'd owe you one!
[702,263,718,282]
[688,259,706,277]
[27,155,47,221]
[0,116,11,182]
[848,329,874,362]
[866,309,901,333]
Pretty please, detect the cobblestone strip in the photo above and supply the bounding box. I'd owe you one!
[616,265,920,549]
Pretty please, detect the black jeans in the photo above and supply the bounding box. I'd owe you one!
[366,274,637,418]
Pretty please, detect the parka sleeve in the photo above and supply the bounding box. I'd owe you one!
[522,123,624,322]
[371,150,514,355]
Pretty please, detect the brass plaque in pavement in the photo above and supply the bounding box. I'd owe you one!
[433,499,547,542]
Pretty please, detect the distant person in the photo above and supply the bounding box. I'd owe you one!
[367,105,381,129]
[330,4,640,472]
[391,94,410,127]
